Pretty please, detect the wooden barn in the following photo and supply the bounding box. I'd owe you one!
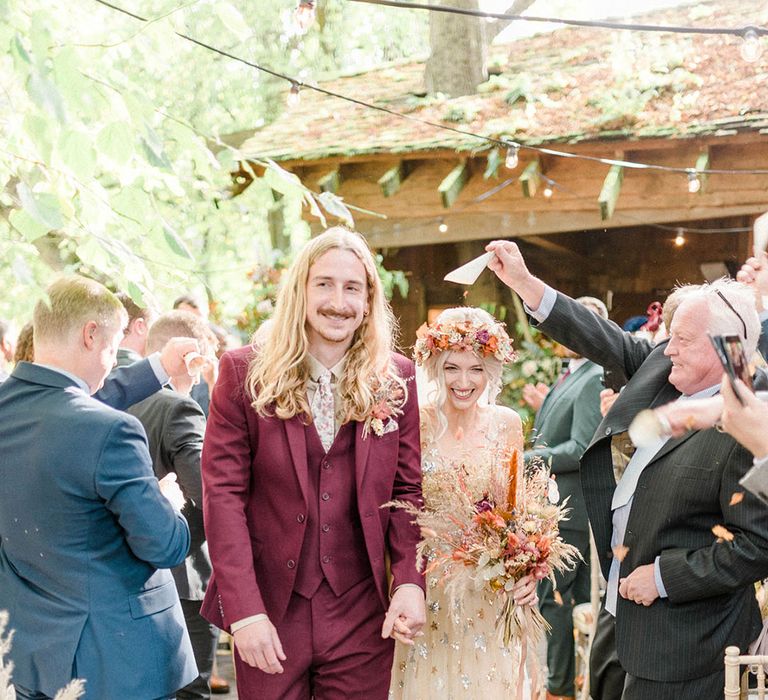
[230,0,768,344]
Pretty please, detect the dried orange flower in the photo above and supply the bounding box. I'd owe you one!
[712,525,735,542]
[612,544,630,562]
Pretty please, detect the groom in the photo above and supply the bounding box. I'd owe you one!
[200,227,425,699]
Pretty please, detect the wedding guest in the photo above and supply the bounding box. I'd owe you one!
[128,310,217,699]
[736,252,768,359]
[487,241,768,700]
[0,319,15,382]
[0,275,197,700]
[115,292,156,365]
[13,322,33,365]
[390,307,538,698]
[526,297,607,700]
[200,228,425,700]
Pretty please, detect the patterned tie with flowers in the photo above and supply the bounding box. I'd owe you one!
[312,369,335,452]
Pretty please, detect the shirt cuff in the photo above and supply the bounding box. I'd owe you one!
[759,309,768,322]
[754,454,768,469]
[393,583,425,597]
[523,285,557,322]
[230,613,269,633]
[147,352,170,387]
[654,556,668,598]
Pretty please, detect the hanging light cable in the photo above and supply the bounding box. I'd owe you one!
[504,142,520,170]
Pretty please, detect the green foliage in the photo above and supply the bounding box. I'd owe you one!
[0,0,426,325]
[499,325,563,438]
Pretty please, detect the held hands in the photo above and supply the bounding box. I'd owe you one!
[511,574,538,607]
[159,337,200,378]
[233,618,286,674]
[158,473,186,512]
[599,388,619,418]
[619,563,659,606]
[654,396,724,437]
[381,585,426,646]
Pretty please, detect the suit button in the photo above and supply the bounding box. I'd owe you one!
[365,512,374,518]
[322,460,331,470]
[287,559,296,569]
[322,524,330,533]
[605,427,612,436]
[297,514,305,523]
[322,555,331,564]
[321,492,330,501]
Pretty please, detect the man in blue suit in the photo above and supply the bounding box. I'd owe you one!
[0,276,198,699]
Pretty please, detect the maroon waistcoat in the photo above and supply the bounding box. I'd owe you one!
[293,421,373,598]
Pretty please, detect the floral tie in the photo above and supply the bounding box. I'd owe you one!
[312,369,335,452]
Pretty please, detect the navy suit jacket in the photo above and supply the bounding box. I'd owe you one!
[0,363,197,698]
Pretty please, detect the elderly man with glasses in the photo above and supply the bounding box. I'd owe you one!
[485,240,768,700]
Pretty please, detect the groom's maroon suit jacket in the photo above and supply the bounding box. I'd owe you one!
[199,346,424,631]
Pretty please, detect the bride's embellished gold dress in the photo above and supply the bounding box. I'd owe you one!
[389,412,526,699]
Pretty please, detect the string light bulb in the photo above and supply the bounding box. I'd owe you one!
[741,27,762,63]
[287,82,301,108]
[687,170,701,194]
[438,219,448,233]
[543,185,553,199]
[293,1,316,36]
[674,228,686,247]
[504,143,520,170]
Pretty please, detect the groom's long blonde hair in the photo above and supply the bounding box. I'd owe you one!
[247,227,406,422]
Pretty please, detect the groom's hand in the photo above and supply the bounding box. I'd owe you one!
[233,618,286,674]
[381,585,426,646]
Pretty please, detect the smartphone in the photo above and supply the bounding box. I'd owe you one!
[601,367,626,393]
[708,334,752,404]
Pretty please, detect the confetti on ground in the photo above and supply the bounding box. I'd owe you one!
[712,525,735,542]
[729,492,744,506]
[612,544,629,562]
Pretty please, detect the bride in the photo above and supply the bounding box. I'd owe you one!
[390,306,539,698]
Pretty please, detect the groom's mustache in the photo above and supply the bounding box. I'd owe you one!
[318,306,355,319]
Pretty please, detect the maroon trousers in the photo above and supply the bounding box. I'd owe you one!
[233,577,394,700]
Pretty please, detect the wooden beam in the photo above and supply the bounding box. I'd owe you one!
[520,235,592,264]
[693,149,710,193]
[438,161,469,208]
[519,159,541,198]
[377,162,408,198]
[317,168,342,194]
[598,165,624,220]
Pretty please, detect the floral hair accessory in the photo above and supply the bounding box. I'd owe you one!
[413,318,517,366]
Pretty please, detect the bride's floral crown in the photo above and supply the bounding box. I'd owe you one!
[413,318,517,366]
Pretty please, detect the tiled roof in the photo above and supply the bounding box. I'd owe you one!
[239,0,768,163]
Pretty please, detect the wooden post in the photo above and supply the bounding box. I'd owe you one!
[520,159,541,198]
[438,161,470,208]
[724,646,741,700]
[377,162,408,198]
[598,165,623,220]
[510,292,533,344]
[317,168,342,194]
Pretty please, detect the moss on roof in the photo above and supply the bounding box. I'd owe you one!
[239,0,768,163]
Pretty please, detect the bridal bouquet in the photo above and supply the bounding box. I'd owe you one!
[396,451,579,647]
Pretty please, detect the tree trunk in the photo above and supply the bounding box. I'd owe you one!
[424,0,487,97]
[425,0,537,98]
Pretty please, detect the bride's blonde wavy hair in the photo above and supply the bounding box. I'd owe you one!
[247,227,407,422]
[419,307,509,441]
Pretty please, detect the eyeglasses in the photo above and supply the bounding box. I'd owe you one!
[716,290,748,340]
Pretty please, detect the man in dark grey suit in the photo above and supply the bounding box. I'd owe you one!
[526,296,606,700]
[128,310,217,699]
[115,291,156,367]
[488,241,768,700]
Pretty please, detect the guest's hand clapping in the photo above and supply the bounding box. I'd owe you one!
[522,382,549,411]
[736,252,768,311]
[721,375,768,459]
[158,473,186,512]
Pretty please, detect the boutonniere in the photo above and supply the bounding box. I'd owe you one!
[363,376,407,438]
